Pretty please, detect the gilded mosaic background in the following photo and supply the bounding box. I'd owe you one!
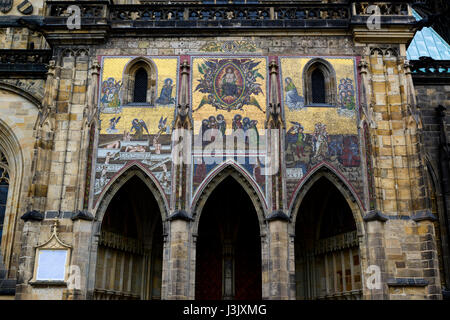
[190,56,269,201]
[279,57,363,206]
[93,56,179,206]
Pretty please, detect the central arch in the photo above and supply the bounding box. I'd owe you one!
[193,168,264,300]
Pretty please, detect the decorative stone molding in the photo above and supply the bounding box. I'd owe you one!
[369,47,399,57]
[411,210,438,222]
[387,278,428,286]
[71,210,95,221]
[167,210,193,222]
[265,210,290,222]
[363,210,389,222]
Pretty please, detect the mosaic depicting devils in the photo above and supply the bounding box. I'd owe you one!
[93,57,179,205]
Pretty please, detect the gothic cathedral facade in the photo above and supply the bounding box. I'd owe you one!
[0,0,449,300]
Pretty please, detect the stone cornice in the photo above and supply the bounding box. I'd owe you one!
[0,1,414,45]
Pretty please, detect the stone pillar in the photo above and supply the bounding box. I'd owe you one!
[63,215,94,300]
[363,213,389,299]
[163,59,194,299]
[15,218,41,300]
[165,218,191,299]
[361,46,443,299]
[265,59,290,299]
[267,219,290,299]
[412,214,442,299]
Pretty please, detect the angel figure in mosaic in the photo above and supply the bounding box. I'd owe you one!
[130,118,150,140]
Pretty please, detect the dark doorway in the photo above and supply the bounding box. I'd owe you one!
[295,177,362,300]
[94,175,163,300]
[195,176,262,300]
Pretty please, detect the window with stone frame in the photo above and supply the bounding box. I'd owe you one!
[303,59,337,106]
[0,150,9,247]
[122,58,157,105]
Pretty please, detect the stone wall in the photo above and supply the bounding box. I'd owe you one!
[0,88,39,281]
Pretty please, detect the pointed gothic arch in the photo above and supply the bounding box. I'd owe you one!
[93,162,169,222]
[193,169,265,300]
[122,57,157,106]
[0,119,25,274]
[88,165,167,300]
[0,82,43,110]
[289,163,365,233]
[191,161,267,234]
[302,58,337,106]
[291,168,365,300]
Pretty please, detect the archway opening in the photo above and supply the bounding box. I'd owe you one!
[295,177,362,300]
[93,175,163,300]
[195,176,262,300]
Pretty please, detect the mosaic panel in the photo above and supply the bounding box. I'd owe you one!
[190,56,269,201]
[279,57,364,207]
[93,56,179,206]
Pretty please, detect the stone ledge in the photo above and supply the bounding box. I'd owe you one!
[71,210,95,221]
[387,278,428,287]
[21,210,44,221]
[363,210,388,222]
[167,210,193,221]
[265,210,290,222]
[411,210,437,222]
[29,280,67,287]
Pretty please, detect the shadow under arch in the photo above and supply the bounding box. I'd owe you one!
[94,162,169,225]
[289,163,365,236]
[190,161,268,235]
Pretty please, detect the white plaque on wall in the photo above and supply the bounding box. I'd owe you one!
[35,249,68,281]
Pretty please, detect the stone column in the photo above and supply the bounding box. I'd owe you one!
[165,218,191,299]
[413,215,442,299]
[363,213,389,299]
[15,214,42,300]
[63,215,94,300]
[267,219,290,299]
[164,59,193,300]
[264,59,291,299]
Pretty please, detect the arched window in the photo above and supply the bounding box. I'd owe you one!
[0,150,9,247]
[133,68,148,103]
[311,69,326,104]
[303,59,337,106]
[122,58,157,106]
